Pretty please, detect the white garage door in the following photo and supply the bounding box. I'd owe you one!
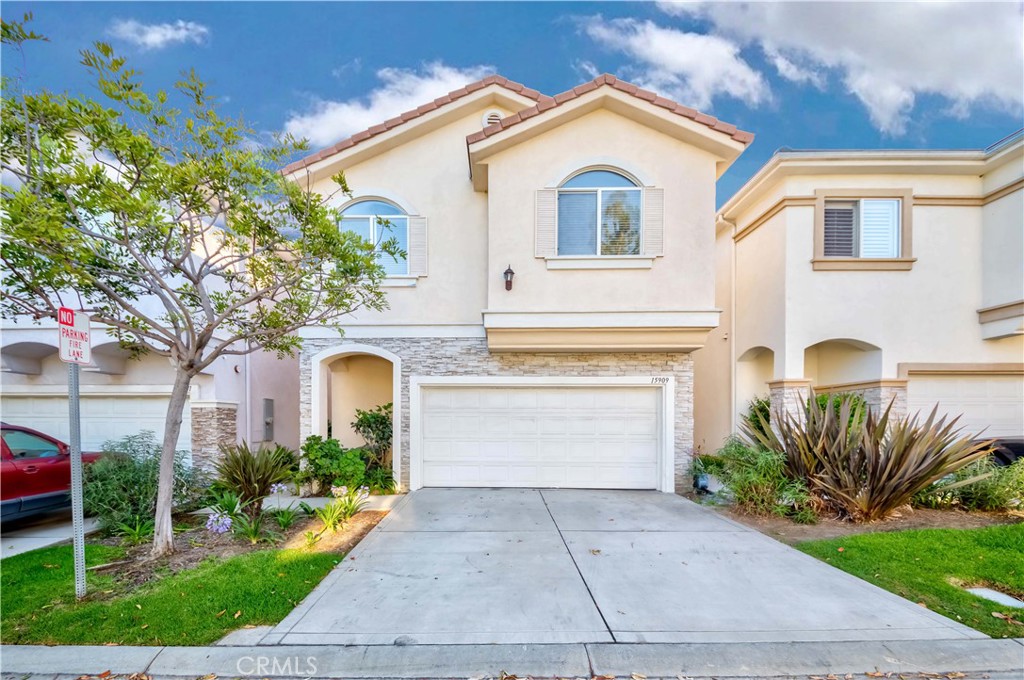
[907,375,1024,438]
[0,395,191,452]
[419,385,661,489]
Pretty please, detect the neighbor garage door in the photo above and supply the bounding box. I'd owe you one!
[0,395,192,452]
[418,385,661,489]
[907,375,1024,438]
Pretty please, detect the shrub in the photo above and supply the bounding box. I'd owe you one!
[298,436,365,491]
[314,500,346,533]
[914,457,1024,511]
[114,516,155,545]
[334,485,370,521]
[707,438,815,521]
[232,512,279,545]
[214,442,295,519]
[365,466,396,494]
[744,391,996,521]
[744,396,772,441]
[352,403,393,468]
[268,506,301,531]
[83,431,206,532]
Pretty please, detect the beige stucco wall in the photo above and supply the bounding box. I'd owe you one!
[307,109,498,327]
[481,109,720,314]
[695,164,1024,448]
[981,188,1023,310]
[329,354,393,448]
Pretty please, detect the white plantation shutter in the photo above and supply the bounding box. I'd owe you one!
[859,199,900,258]
[823,201,857,257]
[408,216,428,276]
[535,189,557,257]
[642,187,664,256]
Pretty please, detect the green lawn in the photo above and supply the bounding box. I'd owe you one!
[799,523,1024,638]
[1,544,342,645]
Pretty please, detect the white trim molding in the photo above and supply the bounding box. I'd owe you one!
[545,256,654,270]
[299,324,487,339]
[309,343,403,489]
[408,375,676,493]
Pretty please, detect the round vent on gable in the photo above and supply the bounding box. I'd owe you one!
[482,110,504,128]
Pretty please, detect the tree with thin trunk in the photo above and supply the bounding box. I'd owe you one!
[1,18,398,556]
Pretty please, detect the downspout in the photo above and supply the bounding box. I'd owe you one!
[730,220,737,434]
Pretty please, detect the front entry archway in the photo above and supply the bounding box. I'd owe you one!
[309,344,402,488]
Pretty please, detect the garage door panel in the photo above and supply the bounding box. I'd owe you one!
[419,385,661,490]
[908,375,1023,438]
[0,395,191,452]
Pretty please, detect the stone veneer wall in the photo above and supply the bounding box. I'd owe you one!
[190,403,238,471]
[300,338,695,493]
[817,382,909,420]
[768,380,812,424]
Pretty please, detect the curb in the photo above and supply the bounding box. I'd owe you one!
[2,639,1022,678]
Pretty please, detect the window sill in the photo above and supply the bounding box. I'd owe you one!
[812,257,916,271]
[381,277,418,287]
[545,256,654,270]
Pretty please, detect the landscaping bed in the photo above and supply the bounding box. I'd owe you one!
[723,505,1023,545]
[798,524,1024,638]
[0,509,385,645]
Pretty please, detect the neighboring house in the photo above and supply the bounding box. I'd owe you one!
[695,132,1024,452]
[0,312,300,466]
[285,73,753,493]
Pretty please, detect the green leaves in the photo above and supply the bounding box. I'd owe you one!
[1,30,391,368]
[744,391,996,522]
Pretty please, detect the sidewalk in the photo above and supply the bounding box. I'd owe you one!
[2,639,1021,678]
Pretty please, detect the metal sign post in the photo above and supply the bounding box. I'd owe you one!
[58,307,90,600]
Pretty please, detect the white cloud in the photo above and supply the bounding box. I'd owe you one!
[331,58,363,79]
[660,2,1024,135]
[762,45,824,89]
[578,17,770,111]
[572,58,601,80]
[109,19,210,50]
[282,62,493,147]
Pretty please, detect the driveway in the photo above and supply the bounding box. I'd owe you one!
[1,511,99,559]
[264,488,985,646]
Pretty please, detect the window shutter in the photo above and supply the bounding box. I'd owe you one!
[535,189,557,257]
[642,187,664,256]
[859,199,900,258]
[823,202,856,257]
[408,216,428,276]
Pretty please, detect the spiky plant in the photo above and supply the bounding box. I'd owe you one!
[214,443,296,519]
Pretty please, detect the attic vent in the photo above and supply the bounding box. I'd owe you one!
[482,110,503,128]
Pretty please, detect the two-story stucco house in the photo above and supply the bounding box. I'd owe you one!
[695,132,1024,452]
[285,74,753,493]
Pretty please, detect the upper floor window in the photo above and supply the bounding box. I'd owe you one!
[340,199,409,276]
[823,199,901,258]
[813,189,914,271]
[557,170,642,256]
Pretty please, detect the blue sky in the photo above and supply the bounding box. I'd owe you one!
[3,2,1022,203]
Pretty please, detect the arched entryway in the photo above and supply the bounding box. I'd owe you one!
[309,344,401,487]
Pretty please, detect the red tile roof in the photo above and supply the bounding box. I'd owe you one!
[282,73,753,175]
[467,74,754,146]
[282,75,550,175]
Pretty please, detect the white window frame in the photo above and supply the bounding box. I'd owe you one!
[823,198,901,259]
[555,185,644,257]
[340,211,411,277]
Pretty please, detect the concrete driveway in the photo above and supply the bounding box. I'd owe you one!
[264,488,985,646]
[1,510,99,559]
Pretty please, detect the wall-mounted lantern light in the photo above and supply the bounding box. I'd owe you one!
[503,265,515,291]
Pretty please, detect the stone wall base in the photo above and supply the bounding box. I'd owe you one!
[301,338,696,493]
[190,403,238,471]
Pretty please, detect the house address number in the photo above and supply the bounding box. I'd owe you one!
[651,376,670,384]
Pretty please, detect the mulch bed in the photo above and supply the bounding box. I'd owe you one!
[720,505,1024,545]
[92,510,387,587]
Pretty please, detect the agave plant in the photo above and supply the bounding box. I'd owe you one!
[214,442,296,519]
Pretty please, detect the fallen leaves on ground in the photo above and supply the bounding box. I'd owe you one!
[991,611,1023,625]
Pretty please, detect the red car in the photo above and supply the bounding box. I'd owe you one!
[1,423,101,522]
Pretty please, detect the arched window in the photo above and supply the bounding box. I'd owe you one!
[340,199,409,276]
[557,169,641,256]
